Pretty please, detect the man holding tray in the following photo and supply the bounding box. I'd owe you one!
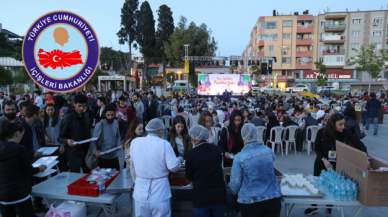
[90,104,121,171]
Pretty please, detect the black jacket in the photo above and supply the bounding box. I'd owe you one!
[19,119,46,159]
[59,110,91,155]
[94,106,105,124]
[344,116,365,139]
[146,100,158,118]
[0,141,40,202]
[365,98,381,118]
[314,128,367,176]
[186,141,226,208]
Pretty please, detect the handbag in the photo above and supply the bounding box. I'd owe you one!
[85,122,104,170]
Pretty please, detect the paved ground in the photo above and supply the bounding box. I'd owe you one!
[27,114,388,217]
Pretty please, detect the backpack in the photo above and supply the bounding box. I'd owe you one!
[85,122,104,170]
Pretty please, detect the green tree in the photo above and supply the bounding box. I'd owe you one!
[188,73,198,89]
[0,32,15,57]
[117,0,139,75]
[250,62,261,84]
[14,67,33,85]
[137,1,156,83]
[314,60,328,97]
[166,72,175,88]
[100,46,130,72]
[155,4,174,89]
[164,16,218,66]
[348,44,388,93]
[0,65,13,87]
[87,67,109,88]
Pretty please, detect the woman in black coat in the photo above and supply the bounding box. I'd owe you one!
[304,114,367,216]
[265,112,280,143]
[0,121,47,217]
[343,107,366,139]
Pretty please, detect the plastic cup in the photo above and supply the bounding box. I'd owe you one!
[300,178,307,182]
[290,175,296,179]
[296,174,303,178]
[310,188,319,195]
[297,182,304,187]
[281,179,286,185]
[289,181,296,187]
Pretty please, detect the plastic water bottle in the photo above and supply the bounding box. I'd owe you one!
[352,183,358,201]
[340,181,346,201]
[99,178,106,197]
[318,174,324,191]
[346,183,352,201]
[334,181,341,201]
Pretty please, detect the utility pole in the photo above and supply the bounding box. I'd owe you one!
[184,44,189,95]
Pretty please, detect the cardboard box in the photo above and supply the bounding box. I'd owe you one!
[336,141,388,206]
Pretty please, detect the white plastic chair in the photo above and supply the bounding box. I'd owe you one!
[181,115,190,128]
[218,114,225,123]
[304,126,320,155]
[162,116,172,133]
[224,120,230,128]
[255,108,261,113]
[214,127,222,138]
[256,126,266,145]
[283,126,299,155]
[266,126,285,156]
[330,103,338,110]
[189,116,199,127]
[316,104,323,109]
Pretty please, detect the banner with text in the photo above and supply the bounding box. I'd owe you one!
[197,74,250,96]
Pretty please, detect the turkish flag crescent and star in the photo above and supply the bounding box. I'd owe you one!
[37,49,83,70]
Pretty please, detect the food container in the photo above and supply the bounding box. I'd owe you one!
[277,174,325,198]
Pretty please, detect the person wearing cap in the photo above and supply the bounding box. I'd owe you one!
[130,118,181,217]
[185,125,226,217]
[90,104,121,170]
[230,123,281,217]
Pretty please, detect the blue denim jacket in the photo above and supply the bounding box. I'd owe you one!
[230,142,281,204]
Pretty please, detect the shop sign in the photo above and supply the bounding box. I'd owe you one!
[375,78,388,82]
[260,75,287,82]
[100,76,123,80]
[304,70,353,79]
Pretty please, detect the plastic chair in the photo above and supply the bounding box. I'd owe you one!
[162,116,172,133]
[266,126,285,156]
[189,116,199,127]
[218,114,225,123]
[283,126,299,155]
[214,127,222,138]
[255,108,261,113]
[181,115,190,128]
[224,120,230,128]
[316,104,323,109]
[304,126,320,155]
[256,126,266,145]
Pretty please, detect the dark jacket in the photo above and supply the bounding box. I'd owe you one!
[218,127,244,167]
[266,119,280,140]
[282,120,298,138]
[344,116,365,139]
[365,98,381,118]
[166,134,192,160]
[0,141,40,202]
[250,117,266,127]
[59,110,91,155]
[19,118,46,159]
[186,141,226,208]
[146,100,158,118]
[94,106,105,124]
[314,128,367,176]
[299,116,318,139]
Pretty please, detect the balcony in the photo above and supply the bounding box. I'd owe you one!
[324,24,346,32]
[258,40,264,47]
[258,51,264,56]
[296,50,312,57]
[324,55,345,68]
[296,38,313,45]
[325,15,347,20]
[323,49,345,55]
[323,35,345,43]
[297,25,313,33]
[296,62,312,69]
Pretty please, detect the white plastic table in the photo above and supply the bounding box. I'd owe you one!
[282,195,364,217]
[31,172,121,217]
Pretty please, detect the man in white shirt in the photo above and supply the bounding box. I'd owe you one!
[33,90,43,107]
[130,118,181,217]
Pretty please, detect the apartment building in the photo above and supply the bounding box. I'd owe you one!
[242,10,319,90]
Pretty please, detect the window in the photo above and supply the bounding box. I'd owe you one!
[287,70,293,76]
[268,45,274,51]
[258,34,278,40]
[384,71,388,78]
[320,21,326,26]
[282,46,291,53]
[283,20,292,27]
[282,57,291,63]
[372,30,382,36]
[373,18,383,24]
[351,31,360,37]
[351,43,360,49]
[352,19,361,24]
[308,34,313,39]
[253,41,255,46]
[259,21,278,29]
[324,55,344,63]
[282,70,286,75]
[319,33,325,39]
[319,45,325,51]
[283,33,291,39]
[319,57,324,62]
[371,43,381,51]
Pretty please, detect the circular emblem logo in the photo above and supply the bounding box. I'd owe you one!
[22,11,99,92]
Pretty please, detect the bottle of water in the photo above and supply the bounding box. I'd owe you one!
[334,181,341,201]
[99,178,106,197]
[318,174,324,191]
[340,181,346,201]
[346,183,352,201]
[352,183,358,201]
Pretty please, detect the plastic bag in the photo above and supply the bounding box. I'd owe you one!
[45,201,86,217]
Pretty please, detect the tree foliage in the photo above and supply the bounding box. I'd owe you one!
[188,73,198,89]
[155,4,174,89]
[100,46,130,72]
[166,72,176,87]
[348,44,388,93]
[87,67,109,87]
[0,65,13,87]
[117,0,139,74]
[164,16,218,66]
[314,60,328,97]
[14,67,33,85]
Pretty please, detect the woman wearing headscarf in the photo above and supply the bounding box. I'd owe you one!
[230,123,282,217]
[24,94,34,105]
[218,110,244,167]
[59,107,68,118]
[186,125,227,217]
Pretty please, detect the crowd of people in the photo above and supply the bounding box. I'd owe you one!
[0,87,379,217]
